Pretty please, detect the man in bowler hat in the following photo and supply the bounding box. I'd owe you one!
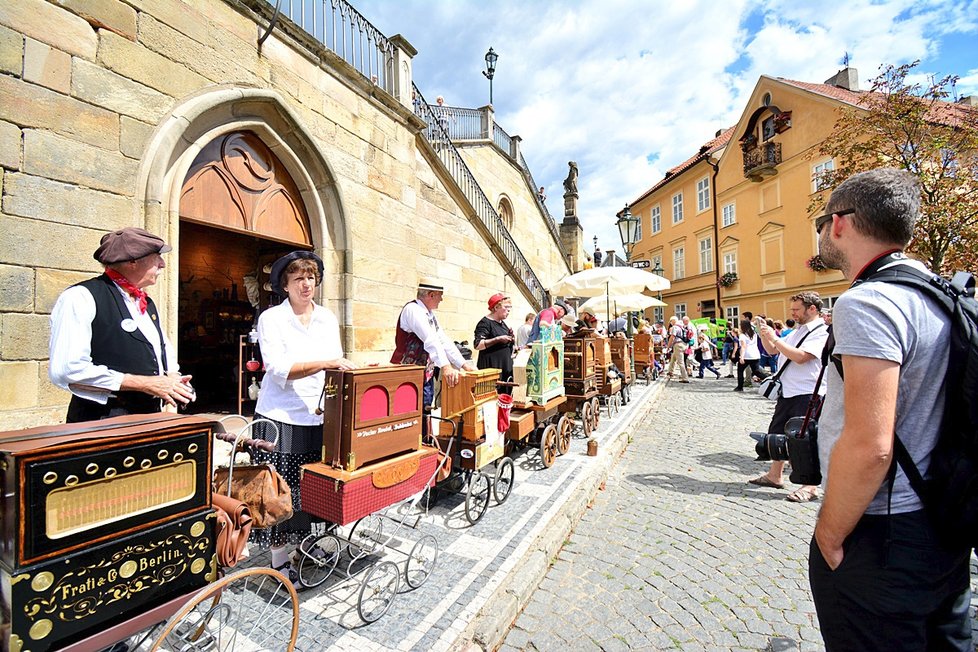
[49,227,195,422]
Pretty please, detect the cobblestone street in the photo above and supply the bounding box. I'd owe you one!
[501,377,828,652]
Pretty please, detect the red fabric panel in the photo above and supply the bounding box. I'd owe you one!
[392,382,419,415]
[360,386,389,421]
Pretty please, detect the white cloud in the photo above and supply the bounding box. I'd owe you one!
[355,0,977,263]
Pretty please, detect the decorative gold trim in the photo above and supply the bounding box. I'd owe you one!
[191,558,206,574]
[120,561,138,579]
[158,449,169,460]
[10,572,30,586]
[140,459,151,469]
[190,521,206,537]
[85,463,99,475]
[188,443,199,453]
[31,572,54,592]
[29,619,53,640]
[123,456,135,468]
[105,467,117,478]
[42,471,57,485]
[9,634,23,651]
[206,554,219,582]
[173,453,184,462]
[65,475,78,487]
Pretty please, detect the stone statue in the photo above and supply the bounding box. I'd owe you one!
[563,161,578,196]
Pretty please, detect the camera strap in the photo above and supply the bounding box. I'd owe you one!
[796,356,828,439]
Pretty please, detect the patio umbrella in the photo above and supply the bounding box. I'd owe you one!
[579,293,666,316]
[551,266,671,324]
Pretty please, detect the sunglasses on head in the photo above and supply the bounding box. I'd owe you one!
[815,208,855,234]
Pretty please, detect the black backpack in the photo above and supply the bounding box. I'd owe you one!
[864,265,978,551]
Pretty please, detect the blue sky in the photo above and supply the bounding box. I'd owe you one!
[355,0,978,259]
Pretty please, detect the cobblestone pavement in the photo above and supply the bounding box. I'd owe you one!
[500,376,978,652]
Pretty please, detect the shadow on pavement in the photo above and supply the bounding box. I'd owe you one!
[625,472,792,501]
[697,451,764,474]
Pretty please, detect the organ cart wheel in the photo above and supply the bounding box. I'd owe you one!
[349,513,385,559]
[581,400,593,437]
[539,424,558,468]
[357,560,400,623]
[556,416,572,456]
[404,534,439,589]
[151,567,299,651]
[297,533,342,588]
[493,457,515,504]
[589,397,601,431]
[464,471,492,524]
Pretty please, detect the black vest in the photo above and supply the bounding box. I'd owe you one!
[66,275,166,422]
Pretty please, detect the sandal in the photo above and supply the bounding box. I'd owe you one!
[786,487,819,502]
[748,475,784,489]
[273,561,304,591]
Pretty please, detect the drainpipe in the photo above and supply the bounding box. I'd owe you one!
[709,157,722,318]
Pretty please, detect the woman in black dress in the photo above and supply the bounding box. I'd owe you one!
[474,293,515,385]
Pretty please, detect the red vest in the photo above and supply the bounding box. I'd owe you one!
[390,301,429,369]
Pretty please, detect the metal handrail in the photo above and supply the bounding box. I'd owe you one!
[414,84,546,307]
[270,0,396,94]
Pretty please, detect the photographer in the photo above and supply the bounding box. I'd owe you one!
[747,291,828,502]
[810,168,970,651]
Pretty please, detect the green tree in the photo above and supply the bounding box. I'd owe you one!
[813,61,978,275]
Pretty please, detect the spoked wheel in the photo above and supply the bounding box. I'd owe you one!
[404,534,439,589]
[556,416,572,456]
[493,457,515,504]
[297,534,342,588]
[589,397,601,431]
[539,424,558,468]
[464,471,491,524]
[580,401,593,437]
[348,513,385,559]
[151,567,299,651]
[357,560,400,623]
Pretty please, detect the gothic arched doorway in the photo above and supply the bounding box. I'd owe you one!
[177,131,313,413]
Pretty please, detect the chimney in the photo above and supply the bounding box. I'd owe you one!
[958,96,978,107]
[824,67,859,91]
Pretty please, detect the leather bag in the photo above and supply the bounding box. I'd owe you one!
[212,492,253,568]
[757,376,783,401]
[213,464,293,529]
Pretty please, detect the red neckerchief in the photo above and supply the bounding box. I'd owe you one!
[105,268,148,314]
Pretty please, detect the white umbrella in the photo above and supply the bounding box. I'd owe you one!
[550,266,671,298]
[580,293,666,315]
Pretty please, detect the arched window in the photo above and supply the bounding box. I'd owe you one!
[497,196,514,230]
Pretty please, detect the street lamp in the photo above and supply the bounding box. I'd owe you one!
[616,204,638,261]
[483,47,498,105]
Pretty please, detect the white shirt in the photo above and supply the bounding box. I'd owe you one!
[515,322,533,349]
[398,300,465,370]
[777,317,829,398]
[255,301,344,426]
[49,283,176,404]
[739,332,760,360]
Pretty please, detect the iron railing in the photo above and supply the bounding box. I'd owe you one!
[743,142,783,178]
[414,85,547,307]
[272,0,395,94]
[429,105,482,141]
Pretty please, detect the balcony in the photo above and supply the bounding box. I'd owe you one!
[743,142,782,181]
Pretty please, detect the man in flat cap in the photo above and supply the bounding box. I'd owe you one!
[49,227,195,422]
[391,277,477,408]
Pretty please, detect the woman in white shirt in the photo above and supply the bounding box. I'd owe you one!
[252,251,356,585]
[735,318,764,391]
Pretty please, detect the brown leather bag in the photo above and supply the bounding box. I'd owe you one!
[212,492,253,568]
[213,464,293,529]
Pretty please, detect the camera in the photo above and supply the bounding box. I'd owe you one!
[749,415,821,485]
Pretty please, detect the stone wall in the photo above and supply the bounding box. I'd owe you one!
[0,0,568,429]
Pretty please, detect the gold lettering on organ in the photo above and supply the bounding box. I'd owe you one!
[46,461,196,538]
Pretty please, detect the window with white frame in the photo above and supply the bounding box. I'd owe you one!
[696,177,710,211]
[634,215,643,242]
[672,193,683,224]
[812,160,835,192]
[653,306,664,323]
[674,303,687,319]
[699,237,713,274]
[725,305,740,324]
[650,206,661,233]
[673,247,685,280]
[722,202,736,227]
[723,251,737,274]
[822,296,839,311]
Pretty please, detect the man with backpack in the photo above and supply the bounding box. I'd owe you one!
[809,168,973,651]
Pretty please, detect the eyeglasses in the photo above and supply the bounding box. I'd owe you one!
[815,208,855,235]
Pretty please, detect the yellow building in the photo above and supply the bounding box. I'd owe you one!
[629,68,874,324]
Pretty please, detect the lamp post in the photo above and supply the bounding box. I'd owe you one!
[483,47,498,105]
[616,204,639,335]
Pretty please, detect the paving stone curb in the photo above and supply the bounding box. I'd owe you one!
[454,381,666,651]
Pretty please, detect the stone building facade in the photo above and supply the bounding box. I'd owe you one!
[0,0,571,428]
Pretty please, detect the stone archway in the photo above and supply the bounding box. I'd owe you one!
[135,87,352,351]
